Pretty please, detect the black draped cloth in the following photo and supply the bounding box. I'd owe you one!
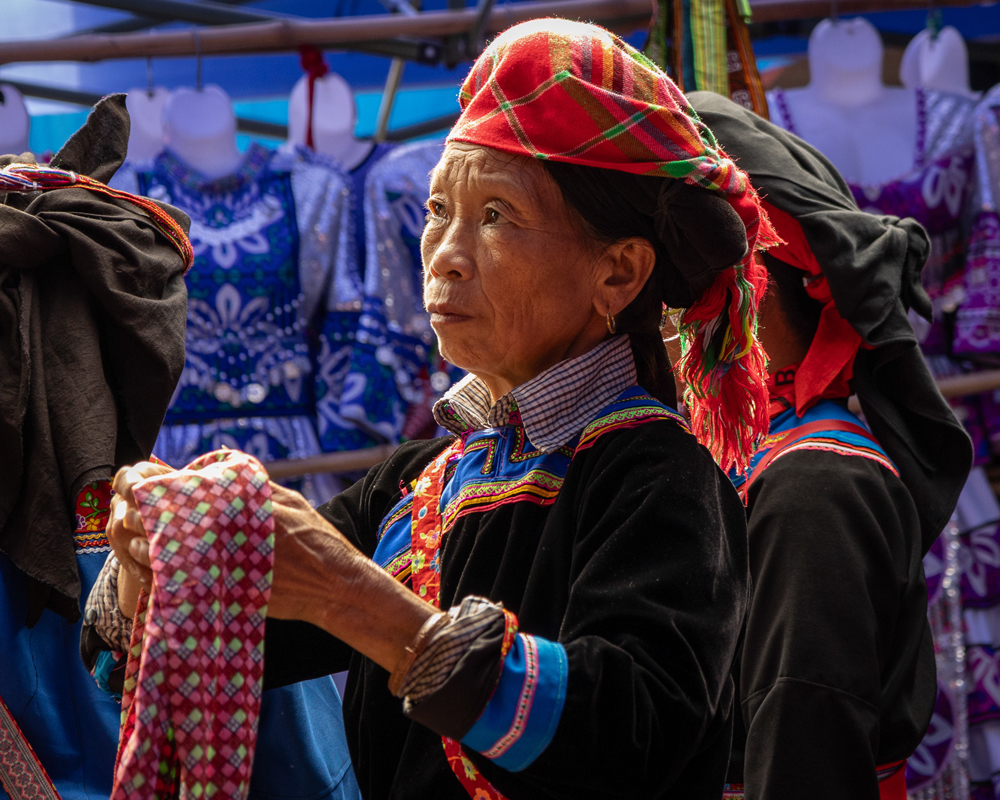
[0,94,190,622]
[687,92,972,797]
[264,420,749,800]
[690,91,972,550]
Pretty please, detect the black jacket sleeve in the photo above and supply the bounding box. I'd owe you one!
[491,423,750,799]
[262,438,451,690]
[740,450,934,800]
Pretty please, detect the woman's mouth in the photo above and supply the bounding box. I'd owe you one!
[430,312,472,325]
[428,304,472,324]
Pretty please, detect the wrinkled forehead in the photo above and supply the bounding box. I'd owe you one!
[429,141,563,206]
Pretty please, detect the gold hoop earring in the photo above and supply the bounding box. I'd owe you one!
[606,311,617,335]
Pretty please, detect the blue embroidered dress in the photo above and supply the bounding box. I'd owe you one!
[120,144,360,503]
[316,140,461,449]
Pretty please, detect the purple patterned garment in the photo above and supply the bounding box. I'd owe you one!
[955,210,1000,355]
[968,646,1000,724]
[956,94,1000,355]
[972,781,995,800]
[771,88,978,355]
[960,522,1000,609]
[905,680,957,790]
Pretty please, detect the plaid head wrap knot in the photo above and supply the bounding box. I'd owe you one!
[448,18,780,473]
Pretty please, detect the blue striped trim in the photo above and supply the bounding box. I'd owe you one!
[462,634,568,772]
[731,400,896,490]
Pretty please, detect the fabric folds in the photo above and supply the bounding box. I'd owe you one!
[689,90,972,549]
[0,94,191,620]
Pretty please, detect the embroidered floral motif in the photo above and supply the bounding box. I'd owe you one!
[139,146,312,420]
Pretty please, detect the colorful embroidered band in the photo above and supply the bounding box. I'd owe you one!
[0,163,194,272]
[448,19,778,472]
[0,693,61,800]
[112,451,274,800]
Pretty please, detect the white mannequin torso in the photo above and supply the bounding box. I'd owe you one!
[0,84,30,156]
[900,26,977,100]
[287,72,372,171]
[162,85,244,180]
[124,87,169,163]
[770,18,917,186]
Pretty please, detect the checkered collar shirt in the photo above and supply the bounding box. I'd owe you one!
[432,335,638,453]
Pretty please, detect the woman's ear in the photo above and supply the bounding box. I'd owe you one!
[596,237,657,317]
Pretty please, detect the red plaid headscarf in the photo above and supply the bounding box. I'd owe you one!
[448,18,779,473]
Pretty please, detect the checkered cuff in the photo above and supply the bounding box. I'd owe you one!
[83,553,133,652]
[400,596,504,702]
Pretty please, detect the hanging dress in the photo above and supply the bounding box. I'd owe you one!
[120,144,360,504]
[316,140,462,448]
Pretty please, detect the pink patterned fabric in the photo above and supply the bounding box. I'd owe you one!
[111,451,275,800]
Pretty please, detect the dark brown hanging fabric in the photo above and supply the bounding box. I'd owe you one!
[0,94,191,624]
[689,91,972,550]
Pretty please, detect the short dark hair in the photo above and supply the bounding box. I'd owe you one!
[761,251,822,350]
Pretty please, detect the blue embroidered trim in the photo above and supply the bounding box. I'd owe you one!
[373,387,687,577]
[462,634,568,772]
[731,400,896,490]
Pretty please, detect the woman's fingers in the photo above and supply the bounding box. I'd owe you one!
[129,537,151,566]
[108,460,173,586]
[112,461,174,506]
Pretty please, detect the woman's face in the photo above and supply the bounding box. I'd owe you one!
[421,142,614,399]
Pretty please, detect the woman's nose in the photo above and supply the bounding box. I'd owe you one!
[423,220,475,282]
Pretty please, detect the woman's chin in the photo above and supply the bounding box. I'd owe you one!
[431,334,487,377]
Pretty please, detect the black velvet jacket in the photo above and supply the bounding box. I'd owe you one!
[730,449,936,799]
[265,417,749,800]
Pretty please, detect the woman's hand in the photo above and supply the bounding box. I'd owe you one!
[267,482,370,623]
[268,482,437,673]
[107,461,174,617]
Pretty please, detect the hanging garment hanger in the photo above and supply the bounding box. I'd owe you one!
[0,83,30,156]
[124,58,169,163]
[900,25,977,99]
[807,16,885,107]
[162,31,243,180]
[772,16,917,185]
[287,47,372,171]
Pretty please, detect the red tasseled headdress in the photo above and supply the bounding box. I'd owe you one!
[448,19,780,472]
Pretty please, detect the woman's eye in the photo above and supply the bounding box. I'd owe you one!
[484,208,502,224]
[426,200,445,219]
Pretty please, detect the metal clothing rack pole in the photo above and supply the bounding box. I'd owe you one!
[269,370,1000,480]
[846,369,1000,413]
[0,0,657,64]
[0,0,987,64]
[749,0,979,18]
[1,78,289,138]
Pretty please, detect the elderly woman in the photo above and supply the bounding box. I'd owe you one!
[108,19,780,800]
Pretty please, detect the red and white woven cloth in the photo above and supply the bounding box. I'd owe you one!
[111,451,275,800]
